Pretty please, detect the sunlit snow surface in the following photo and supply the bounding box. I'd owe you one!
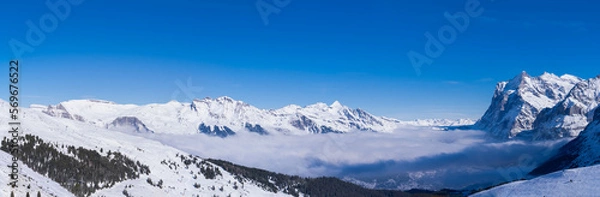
[471,165,600,197]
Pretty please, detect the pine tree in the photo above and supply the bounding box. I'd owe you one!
[26,192,30,197]
[37,191,42,197]
[10,191,14,197]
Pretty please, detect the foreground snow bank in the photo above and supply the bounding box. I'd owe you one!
[471,164,600,197]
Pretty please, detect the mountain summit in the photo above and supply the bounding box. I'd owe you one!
[475,72,582,138]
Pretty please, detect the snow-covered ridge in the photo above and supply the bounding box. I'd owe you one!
[34,97,474,136]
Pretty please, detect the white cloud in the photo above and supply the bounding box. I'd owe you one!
[144,126,568,190]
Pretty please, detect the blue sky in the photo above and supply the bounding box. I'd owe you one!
[1,0,599,119]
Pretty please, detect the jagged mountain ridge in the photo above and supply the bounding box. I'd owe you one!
[474,72,600,140]
[37,97,474,136]
[529,76,600,140]
[474,72,582,139]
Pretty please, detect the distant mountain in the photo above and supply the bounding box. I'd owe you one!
[37,97,474,137]
[474,72,582,139]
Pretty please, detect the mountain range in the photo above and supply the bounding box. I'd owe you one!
[3,71,600,196]
[37,97,474,137]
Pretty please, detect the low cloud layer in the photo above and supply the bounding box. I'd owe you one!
[145,126,568,190]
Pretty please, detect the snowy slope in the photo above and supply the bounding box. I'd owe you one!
[0,151,75,197]
[530,76,600,139]
[37,97,473,136]
[471,164,600,197]
[2,101,297,197]
[475,72,582,138]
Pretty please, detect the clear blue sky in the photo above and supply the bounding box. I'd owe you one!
[1,0,598,119]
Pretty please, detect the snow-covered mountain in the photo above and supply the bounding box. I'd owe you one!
[472,103,600,196]
[2,101,299,197]
[474,72,582,139]
[1,99,423,197]
[528,106,600,176]
[529,76,600,140]
[37,97,473,137]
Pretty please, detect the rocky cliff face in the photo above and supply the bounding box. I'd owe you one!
[529,76,600,140]
[529,106,600,176]
[106,116,154,133]
[475,72,581,139]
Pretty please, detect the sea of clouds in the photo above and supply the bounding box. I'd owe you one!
[146,126,569,191]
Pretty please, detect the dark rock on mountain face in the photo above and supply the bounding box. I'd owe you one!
[529,107,600,176]
[290,115,344,134]
[352,108,384,126]
[106,116,154,133]
[245,123,268,135]
[290,115,315,131]
[43,104,85,122]
[198,123,236,137]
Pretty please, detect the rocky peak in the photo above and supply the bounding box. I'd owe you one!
[529,77,600,140]
[106,116,153,133]
[475,72,582,139]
